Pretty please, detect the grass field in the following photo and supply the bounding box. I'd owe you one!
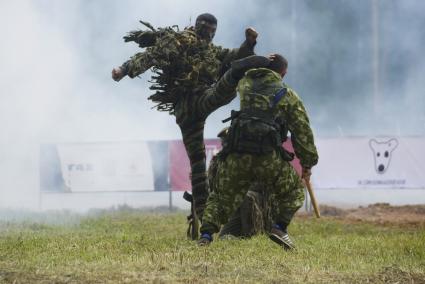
[0,208,424,283]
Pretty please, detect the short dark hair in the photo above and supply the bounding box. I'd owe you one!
[196,13,217,26]
[268,54,288,74]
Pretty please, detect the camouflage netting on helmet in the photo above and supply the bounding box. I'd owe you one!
[125,21,221,113]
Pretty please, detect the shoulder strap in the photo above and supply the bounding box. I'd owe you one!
[270,88,287,108]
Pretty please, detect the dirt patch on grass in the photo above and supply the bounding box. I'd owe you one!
[304,203,425,227]
[356,266,425,284]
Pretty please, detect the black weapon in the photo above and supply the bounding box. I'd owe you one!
[222,110,241,123]
[123,20,158,48]
[183,191,199,240]
[139,20,156,32]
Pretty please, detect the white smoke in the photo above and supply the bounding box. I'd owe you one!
[0,0,424,210]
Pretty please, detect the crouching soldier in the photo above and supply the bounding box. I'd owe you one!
[206,127,272,239]
[199,54,319,250]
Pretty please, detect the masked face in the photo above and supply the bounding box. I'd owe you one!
[195,20,217,42]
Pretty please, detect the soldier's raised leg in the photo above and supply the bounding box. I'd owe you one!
[194,55,272,117]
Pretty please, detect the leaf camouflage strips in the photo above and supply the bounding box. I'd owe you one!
[124,20,222,113]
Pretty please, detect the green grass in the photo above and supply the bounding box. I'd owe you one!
[0,210,424,283]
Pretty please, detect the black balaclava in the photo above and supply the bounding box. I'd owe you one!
[195,13,217,42]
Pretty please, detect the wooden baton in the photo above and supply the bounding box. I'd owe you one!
[305,179,321,218]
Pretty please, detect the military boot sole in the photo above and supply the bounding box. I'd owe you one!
[269,232,296,251]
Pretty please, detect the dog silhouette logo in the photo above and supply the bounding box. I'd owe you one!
[369,138,398,174]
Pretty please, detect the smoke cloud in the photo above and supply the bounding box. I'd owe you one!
[1,0,424,209]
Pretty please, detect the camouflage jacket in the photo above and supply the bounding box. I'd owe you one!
[237,68,319,168]
[122,25,254,113]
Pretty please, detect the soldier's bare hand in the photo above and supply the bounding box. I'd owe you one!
[302,167,312,182]
[112,67,124,82]
[245,27,258,45]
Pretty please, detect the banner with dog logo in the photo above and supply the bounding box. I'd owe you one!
[313,137,425,189]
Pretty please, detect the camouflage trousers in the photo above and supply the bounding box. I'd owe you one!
[201,150,305,234]
[219,185,272,238]
[174,72,238,217]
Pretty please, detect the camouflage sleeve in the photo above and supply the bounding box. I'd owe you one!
[216,40,256,77]
[121,51,156,78]
[121,31,183,78]
[281,89,318,169]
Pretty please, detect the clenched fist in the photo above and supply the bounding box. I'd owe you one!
[111,67,125,82]
[245,27,258,46]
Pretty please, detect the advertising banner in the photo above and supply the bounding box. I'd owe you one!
[40,142,169,192]
[40,137,425,193]
[313,137,425,189]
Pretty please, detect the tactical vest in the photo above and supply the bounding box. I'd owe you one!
[223,68,290,157]
[223,109,284,154]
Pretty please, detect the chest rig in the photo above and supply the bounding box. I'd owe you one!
[222,88,290,156]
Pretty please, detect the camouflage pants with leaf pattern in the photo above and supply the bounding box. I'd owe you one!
[201,150,305,234]
[174,71,239,218]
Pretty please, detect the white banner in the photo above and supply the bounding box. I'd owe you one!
[57,142,154,192]
[313,137,425,189]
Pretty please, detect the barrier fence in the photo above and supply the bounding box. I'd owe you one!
[39,137,425,210]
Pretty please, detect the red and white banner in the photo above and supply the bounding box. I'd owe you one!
[169,139,302,191]
[169,139,221,191]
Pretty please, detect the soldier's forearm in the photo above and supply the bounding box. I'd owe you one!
[218,41,256,78]
[232,26,258,60]
[293,140,319,169]
[124,52,155,78]
[235,39,256,59]
[286,97,318,168]
[224,40,256,65]
[120,61,130,77]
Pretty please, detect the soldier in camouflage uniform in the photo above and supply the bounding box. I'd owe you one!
[199,54,319,250]
[111,13,258,219]
[208,128,272,239]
